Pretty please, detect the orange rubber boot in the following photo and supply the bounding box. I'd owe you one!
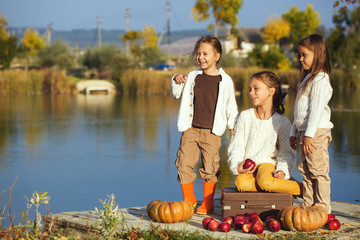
[196,182,217,215]
[181,182,197,208]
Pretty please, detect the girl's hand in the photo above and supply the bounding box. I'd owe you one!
[302,136,316,155]
[237,160,256,174]
[289,136,297,150]
[230,129,234,135]
[174,74,188,84]
[273,170,285,179]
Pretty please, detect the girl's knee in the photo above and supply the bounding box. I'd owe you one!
[257,178,274,192]
[234,175,257,192]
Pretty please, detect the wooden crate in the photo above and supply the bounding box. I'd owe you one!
[221,187,293,218]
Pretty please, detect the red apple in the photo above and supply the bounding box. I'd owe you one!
[246,212,259,218]
[243,158,256,170]
[234,214,245,221]
[242,222,253,233]
[328,219,341,230]
[219,222,231,232]
[249,216,263,225]
[222,216,233,225]
[244,217,250,223]
[251,223,264,234]
[265,216,277,226]
[208,219,220,231]
[327,214,336,224]
[267,219,281,232]
[234,218,246,229]
[202,217,214,229]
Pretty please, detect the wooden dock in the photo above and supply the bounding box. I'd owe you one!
[43,199,360,239]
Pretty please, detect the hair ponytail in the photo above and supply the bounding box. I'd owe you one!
[250,71,286,114]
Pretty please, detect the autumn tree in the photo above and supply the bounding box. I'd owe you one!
[282,4,321,46]
[0,12,17,68]
[120,30,142,60]
[192,0,243,37]
[19,28,45,72]
[262,15,290,45]
[141,25,164,67]
[141,25,159,48]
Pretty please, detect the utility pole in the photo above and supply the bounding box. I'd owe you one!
[166,0,171,59]
[97,15,102,47]
[125,8,130,55]
[46,23,52,44]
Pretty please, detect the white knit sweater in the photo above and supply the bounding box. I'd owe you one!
[228,108,296,179]
[290,72,334,138]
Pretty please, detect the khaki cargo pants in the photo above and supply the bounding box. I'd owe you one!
[175,127,221,184]
[297,128,332,214]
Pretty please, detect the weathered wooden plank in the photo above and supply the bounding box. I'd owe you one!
[43,198,360,239]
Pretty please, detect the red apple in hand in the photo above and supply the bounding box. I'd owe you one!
[328,219,341,230]
[243,158,256,170]
[208,219,220,231]
[219,222,231,232]
[327,214,336,224]
[202,217,214,229]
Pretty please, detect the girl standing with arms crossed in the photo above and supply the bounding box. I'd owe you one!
[228,71,301,196]
[171,35,238,214]
[289,34,333,214]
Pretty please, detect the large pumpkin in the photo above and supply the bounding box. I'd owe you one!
[147,200,194,223]
[278,205,328,231]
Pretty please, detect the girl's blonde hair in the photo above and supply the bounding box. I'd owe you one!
[189,35,222,67]
[250,71,287,114]
[297,34,331,96]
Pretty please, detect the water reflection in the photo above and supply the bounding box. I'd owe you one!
[0,93,359,226]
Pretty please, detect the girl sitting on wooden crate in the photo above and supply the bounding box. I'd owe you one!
[228,71,301,196]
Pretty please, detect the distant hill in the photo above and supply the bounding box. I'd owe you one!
[10,27,212,50]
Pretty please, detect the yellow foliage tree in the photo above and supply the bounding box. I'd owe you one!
[120,30,141,59]
[141,25,159,48]
[21,28,45,56]
[263,15,290,44]
[192,0,243,37]
[0,12,9,41]
[282,4,321,45]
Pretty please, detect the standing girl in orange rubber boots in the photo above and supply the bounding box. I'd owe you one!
[171,35,238,214]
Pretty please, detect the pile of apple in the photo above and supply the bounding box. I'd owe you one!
[327,214,341,230]
[202,212,282,234]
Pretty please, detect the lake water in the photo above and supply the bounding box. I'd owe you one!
[0,92,359,226]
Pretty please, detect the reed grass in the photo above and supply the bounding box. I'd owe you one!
[0,69,77,95]
[0,68,358,95]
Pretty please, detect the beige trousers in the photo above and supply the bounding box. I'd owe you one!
[175,127,221,184]
[234,163,302,195]
[297,129,332,214]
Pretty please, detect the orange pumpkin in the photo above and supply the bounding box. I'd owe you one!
[278,205,328,231]
[147,200,194,223]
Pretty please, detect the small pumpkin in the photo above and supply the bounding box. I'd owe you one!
[147,200,194,223]
[278,205,328,231]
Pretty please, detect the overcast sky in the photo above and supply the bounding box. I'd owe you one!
[0,0,353,32]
